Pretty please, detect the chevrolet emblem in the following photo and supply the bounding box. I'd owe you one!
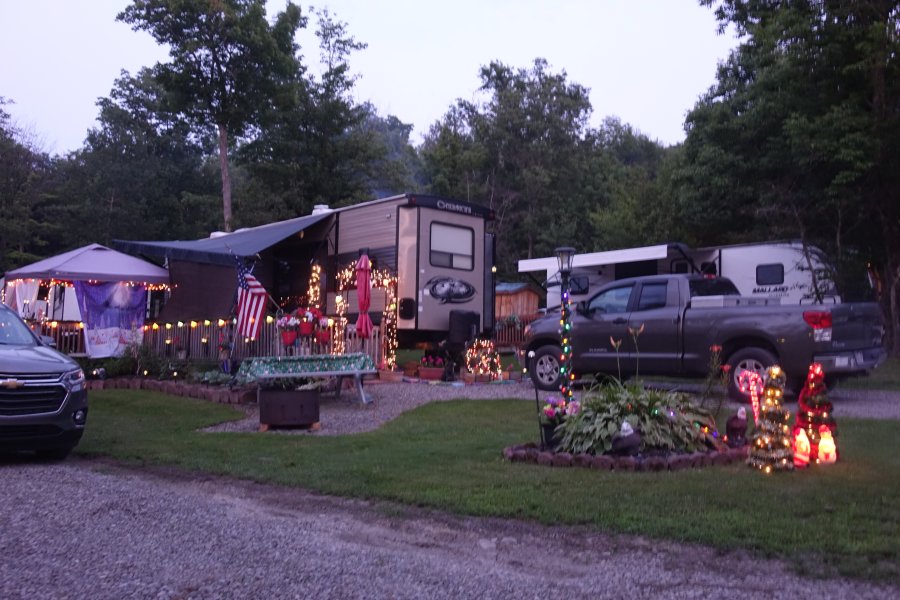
[1,379,24,389]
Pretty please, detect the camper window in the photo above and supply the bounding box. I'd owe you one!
[756,264,784,286]
[430,222,474,270]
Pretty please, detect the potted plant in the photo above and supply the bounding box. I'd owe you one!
[540,396,579,451]
[276,314,300,347]
[418,355,445,380]
[258,379,322,429]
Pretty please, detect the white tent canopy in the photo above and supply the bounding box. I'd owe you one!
[4,243,169,284]
[3,244,169,321]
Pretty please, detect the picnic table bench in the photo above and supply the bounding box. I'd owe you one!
[236,352,377,405]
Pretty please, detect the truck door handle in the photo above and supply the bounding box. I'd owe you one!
[613,318,627,324]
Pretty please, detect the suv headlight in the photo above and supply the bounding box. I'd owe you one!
[62,368,86,391]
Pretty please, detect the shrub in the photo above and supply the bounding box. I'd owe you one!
[557,380,722,456]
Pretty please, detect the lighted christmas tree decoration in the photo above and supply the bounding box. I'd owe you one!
[793,362,839,464]
[747,365,794,473]
[465,339,502,378]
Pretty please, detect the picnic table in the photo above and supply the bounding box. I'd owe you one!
[236,353,377,404]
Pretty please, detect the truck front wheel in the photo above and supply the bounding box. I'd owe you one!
[726,347,777,403]
[530,345,563,391]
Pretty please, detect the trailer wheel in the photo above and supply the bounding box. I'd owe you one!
[726,347,778,403]
[530,345,562,391]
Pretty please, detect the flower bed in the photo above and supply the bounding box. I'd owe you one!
[502,443,749,470]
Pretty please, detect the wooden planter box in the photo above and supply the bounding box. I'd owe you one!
[258,389,320,428]
[418,366,444,381]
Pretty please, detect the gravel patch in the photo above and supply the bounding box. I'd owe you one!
[203,379,900,436]
[1,459,897,600]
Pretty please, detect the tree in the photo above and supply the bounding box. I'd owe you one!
[118,0,305,231]
[683,0,900,353]
[421,59,595,277]
[236,9,406,222]
[71,69,220,243]
[0,98,56,271]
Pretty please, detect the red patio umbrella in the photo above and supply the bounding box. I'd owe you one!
[355,254,374,339]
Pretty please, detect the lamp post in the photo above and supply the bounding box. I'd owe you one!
[555,246,576,404]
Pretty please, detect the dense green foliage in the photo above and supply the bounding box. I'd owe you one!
[78,390,900,582]
[2,1,897,353]
[558,382,720,455]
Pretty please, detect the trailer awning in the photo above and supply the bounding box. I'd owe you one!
[518,243,674,274]
[113,212,334,266]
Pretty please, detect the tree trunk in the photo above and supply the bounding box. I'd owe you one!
[218,123,232,232]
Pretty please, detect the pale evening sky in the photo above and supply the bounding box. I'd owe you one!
[0,0,737,155]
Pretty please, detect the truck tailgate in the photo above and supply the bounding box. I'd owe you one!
[828,303,885,350]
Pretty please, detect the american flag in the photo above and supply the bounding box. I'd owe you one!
[235,260,267,340]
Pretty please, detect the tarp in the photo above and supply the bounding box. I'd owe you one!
[4,243,169,284]
[74,281,147,358]
[112,212,334,266]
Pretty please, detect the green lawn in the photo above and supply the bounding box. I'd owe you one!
[842,356,900,391]
[78,389,900,583]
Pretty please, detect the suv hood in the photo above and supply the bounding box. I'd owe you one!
[0,345,79,375]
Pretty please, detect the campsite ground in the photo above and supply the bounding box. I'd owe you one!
[2,384,898,598]
[2,456,898,600]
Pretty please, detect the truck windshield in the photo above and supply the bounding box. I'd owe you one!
[689,279,740,297]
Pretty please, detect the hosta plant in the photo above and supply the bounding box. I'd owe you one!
[556,380,723,456]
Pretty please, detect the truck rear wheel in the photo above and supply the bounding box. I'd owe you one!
[726,347,778,403]
[530,345,562,391]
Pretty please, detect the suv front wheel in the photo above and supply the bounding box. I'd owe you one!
[530,345,562,391]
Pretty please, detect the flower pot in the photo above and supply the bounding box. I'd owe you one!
[418,366,444,381]
[299,321,314,336]
[315,330,330,344]
[462,372,476,385]
[541,423,561,451]
[280,330,298,346]
[476,373,491,383]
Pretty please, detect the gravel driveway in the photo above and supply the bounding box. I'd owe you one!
[2,381,897,599]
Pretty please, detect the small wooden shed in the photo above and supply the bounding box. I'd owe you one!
[495,282,540,320]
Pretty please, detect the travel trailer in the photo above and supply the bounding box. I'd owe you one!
[519,241,839,309]
[115,194,496,347]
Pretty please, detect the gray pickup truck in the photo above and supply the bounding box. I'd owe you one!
[519,274,886,399]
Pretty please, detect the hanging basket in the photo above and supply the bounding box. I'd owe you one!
[299,321,314,336]
[280,330,298,346]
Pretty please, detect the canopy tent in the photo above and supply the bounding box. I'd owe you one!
[112,212,334,266]
[4,243,169,284]
[3,244,171,358]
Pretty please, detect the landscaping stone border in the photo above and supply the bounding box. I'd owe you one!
[85,377,256,405]
[502,443,749,471]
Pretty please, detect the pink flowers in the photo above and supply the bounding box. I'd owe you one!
[421,355,444,367]
[542,397,580,424]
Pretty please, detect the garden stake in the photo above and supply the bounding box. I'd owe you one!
[528,350,546,448]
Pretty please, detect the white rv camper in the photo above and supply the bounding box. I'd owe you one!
[519,240,839,308]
